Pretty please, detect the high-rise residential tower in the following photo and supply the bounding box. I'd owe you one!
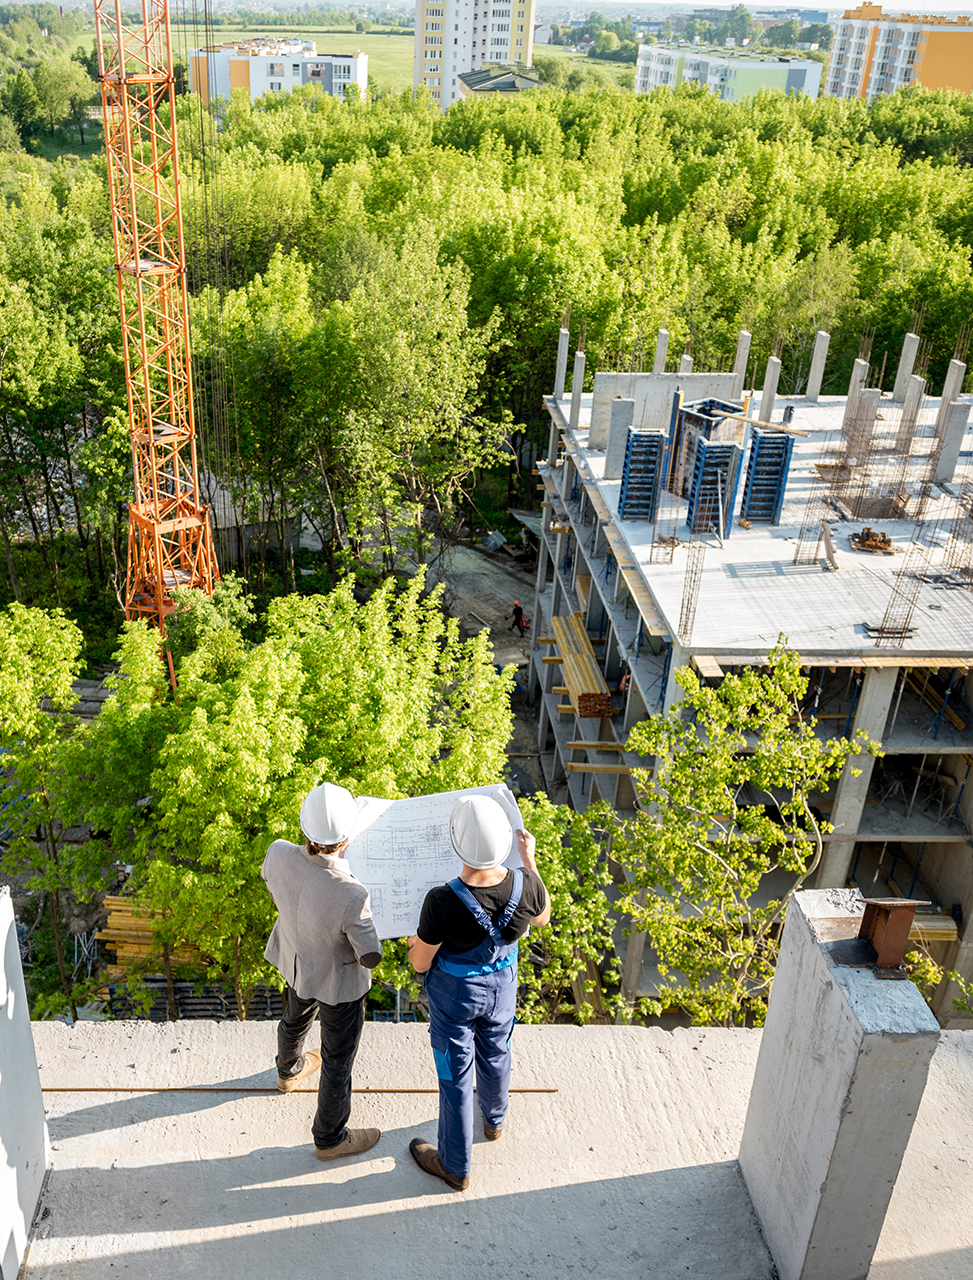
[414,0,536,108]
[827,4,973,99]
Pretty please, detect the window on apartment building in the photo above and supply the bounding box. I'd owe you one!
[292,64,300,74]
[426,21,442,29]
[427,6,443,12]
[270,81,282,91]
[492,7,511,14]
[516,23,522,32]
[515,37,522,45]
[493,23,509,32]
[517,7,524,14]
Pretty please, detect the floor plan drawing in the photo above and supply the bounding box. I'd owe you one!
[344,784,525,939]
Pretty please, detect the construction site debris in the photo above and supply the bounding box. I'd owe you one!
[851,527,896,555]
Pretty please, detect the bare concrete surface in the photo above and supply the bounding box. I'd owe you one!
[22,1023,973,1280]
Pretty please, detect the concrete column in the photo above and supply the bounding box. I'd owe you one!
[733,329,752,379]
[891,331,920,402]
[817,666,897,887]
[759,355,781,424]
[528,532,551,702]
[739,889,939,1280]
[652,328,669,374]
[935,359,967,434]
[536,694,550,755]
[935,400,972,484]
[732,330,752,400]
[848,386,880,467]
[678,353,693,375]
[1,886,50,1280]
[568,351,586,433]
[604,398,635,480]
[805,330,830,403]
[842,358,868,427]
[554,326,570,400]
[895,373,926,453]
[937,358,962,412]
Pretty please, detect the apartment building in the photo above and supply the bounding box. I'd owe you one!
[636,44,822,99]
[188,38,367,104]
[532,323,973,1022]
[827,4,973,99]
[414,0,536,108]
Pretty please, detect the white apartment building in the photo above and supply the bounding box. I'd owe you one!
[414,0,536,108]
[636,43,822,99]
[189,38,367,105]
[826,5,973,101]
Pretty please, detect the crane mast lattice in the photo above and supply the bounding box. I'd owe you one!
[94,0,219,635]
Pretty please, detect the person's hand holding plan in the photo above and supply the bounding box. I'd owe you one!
[342,784,526,939]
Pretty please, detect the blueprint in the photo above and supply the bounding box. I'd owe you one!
[343,784,525,940]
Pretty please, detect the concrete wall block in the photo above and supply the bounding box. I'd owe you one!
[739,889,939,1280]
[1,886,50,1280]
[678,353,693,375]
[732,329,752,400]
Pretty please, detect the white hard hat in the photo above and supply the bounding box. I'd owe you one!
[449,795,512,870]
[300,782,358,845]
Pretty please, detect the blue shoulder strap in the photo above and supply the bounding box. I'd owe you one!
[446,868,524,945]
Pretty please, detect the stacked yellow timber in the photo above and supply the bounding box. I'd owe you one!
[551,612,612,718]
[96,896,200,976]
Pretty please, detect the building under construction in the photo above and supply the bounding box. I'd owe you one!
[531,323,973,1024]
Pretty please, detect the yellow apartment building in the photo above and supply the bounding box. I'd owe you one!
[827,4,973,98]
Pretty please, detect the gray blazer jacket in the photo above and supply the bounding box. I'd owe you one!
[261,840,382,1005]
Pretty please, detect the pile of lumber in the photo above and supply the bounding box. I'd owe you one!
[551,612,612,718]
[96,896,200,976]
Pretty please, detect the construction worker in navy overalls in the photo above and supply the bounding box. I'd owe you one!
[407,795,551,1191]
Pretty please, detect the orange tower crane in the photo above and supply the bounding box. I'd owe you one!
[94,0,219,640]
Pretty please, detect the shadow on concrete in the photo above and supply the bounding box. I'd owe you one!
[871,1248,973,1280]
[27,1139,775,1280]
[43,1070,290,1136]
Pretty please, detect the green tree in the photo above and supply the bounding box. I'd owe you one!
[33,57,94,133]
[79,577,515,1017]
[1,68,42,143]
[765,19,801,47]
[0,604,95,1019]
[610,643,880,1026]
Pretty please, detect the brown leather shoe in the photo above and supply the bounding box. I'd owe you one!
[314,1128,381,1161]
[277,1049,322,1093]
[409,1138,470,1190]
[483,1122,503,1141]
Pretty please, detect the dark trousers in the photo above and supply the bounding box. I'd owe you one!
[276,986,366,1149]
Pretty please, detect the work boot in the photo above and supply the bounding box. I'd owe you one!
[409,1138,470,1191]
[277,1049,322,1093]
[314,1128,381,1161]
[483,1121,503,1141]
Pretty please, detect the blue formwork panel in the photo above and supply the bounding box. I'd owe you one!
[739,429,794,526]
[619,428,666,522]
[686,440,744,536]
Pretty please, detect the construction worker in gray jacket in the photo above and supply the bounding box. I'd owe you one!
[262,782,382,1162]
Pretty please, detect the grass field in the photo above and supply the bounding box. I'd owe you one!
[70,24,416,95]
[533,43,635,87]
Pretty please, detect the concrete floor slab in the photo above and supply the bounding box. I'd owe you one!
[23,1023,973,1280]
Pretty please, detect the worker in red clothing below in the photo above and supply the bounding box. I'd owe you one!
[407,795,551,1191]
[507,600,527,635]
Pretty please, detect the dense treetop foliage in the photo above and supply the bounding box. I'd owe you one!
[2,83,973,662]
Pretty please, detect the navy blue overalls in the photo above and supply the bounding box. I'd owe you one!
[425,868,524,1179]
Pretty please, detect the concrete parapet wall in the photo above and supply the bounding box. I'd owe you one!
[0,886,49,1280]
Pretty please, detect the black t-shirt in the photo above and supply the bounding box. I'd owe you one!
[417,868,547,953]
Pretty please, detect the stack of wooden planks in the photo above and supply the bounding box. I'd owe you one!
[96,896,200,976]
[551,612,612,718]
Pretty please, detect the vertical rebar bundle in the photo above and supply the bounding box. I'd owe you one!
[678,496,714,645]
